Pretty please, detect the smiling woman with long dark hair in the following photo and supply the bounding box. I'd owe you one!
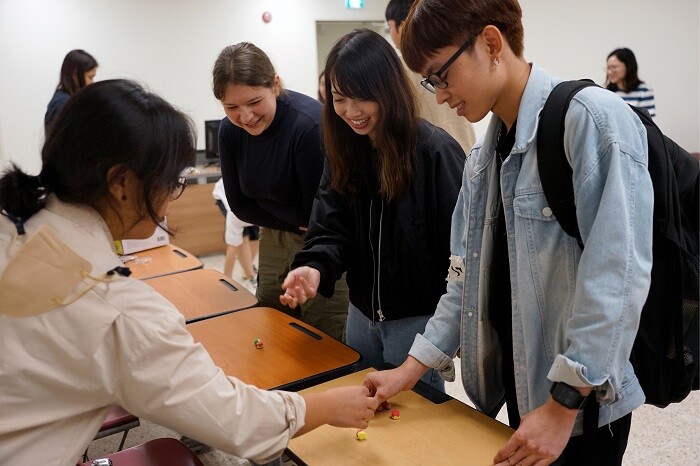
[281,29,465,391]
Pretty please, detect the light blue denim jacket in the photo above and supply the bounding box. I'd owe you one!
[409,65,653,434]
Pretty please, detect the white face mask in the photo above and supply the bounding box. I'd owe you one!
[0,226,93,317]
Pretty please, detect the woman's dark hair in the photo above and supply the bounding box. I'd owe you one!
[385,0,414,27]
[212,42,279,100]
[401,0,524,74]
[0,79,196,231]
[57,49,98,95]
[605,47,643,93]
[317,71,326,103]
[324,28,419,201]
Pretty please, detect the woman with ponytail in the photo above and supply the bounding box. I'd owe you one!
[0,80,376,465]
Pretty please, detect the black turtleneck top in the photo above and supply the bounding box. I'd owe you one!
[218,90,325,233]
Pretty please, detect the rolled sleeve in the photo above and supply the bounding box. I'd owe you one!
[547,354,617,403]
[248,390,307,463]
[409,333,456,382]
[409,280,466,383]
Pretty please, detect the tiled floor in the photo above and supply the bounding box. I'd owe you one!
[86,253,700,465]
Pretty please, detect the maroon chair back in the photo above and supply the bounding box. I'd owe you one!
[97,406,139,433]
[83,405,140,462]
[79,438,203,466]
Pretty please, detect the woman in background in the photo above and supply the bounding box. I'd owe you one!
[0,79,376,465]
[605,47,656,117]
[280,29,465,390]
[212,177,260,286]
[44,49,98,128]
[212,42,349,341]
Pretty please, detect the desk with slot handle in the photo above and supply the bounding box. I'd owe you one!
[125,244,203,280]
[145,268,258,323]
[186,307,361,391]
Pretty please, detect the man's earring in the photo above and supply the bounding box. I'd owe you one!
[494,57,500,66]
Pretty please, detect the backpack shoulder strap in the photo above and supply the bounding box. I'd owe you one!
[537,80,598,250]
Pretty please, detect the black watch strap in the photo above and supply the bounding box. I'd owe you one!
[550,382,588,410]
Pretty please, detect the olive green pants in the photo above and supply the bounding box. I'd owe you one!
[255,228,349,342]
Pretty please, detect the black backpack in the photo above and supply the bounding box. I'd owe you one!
[537,80,699,408]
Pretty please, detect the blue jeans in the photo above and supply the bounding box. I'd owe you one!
[346,303,444,391]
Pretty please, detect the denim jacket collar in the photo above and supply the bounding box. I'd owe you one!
[473,64,558,173]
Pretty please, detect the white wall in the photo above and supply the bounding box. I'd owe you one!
[1,0,698,175]
[474,0,700,150]
[0,0,389,174]
[521,0,699,154]
[317,20,387,75]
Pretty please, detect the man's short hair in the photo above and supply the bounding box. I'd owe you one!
[385,0,414,26]
[401,0,524,74]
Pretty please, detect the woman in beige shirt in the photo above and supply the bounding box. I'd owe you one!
[0,79,376,466]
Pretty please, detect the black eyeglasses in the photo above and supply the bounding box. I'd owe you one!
[170,176,187,201]
[420,37,475,94]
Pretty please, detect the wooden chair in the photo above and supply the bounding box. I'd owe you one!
[78,437,203,466]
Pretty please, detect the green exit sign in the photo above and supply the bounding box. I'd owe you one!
[345,0,364,9]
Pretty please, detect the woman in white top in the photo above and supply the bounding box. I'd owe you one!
[212,178,260,283]
[605,47,656,117]
[0,79,376,466]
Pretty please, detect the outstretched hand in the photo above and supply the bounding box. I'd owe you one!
[363,358,428,409]
[279,266,321,309]
[364,368,409,406]
[325,385,380,429]
[297,385,379,437]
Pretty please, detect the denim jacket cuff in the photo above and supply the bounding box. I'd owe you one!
[547,354,616,404]
[409,334,456,382]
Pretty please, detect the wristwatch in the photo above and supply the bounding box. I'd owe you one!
[549,382,588,410]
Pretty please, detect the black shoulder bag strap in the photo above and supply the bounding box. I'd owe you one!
[537,79,597,250]
[537,80,601,459]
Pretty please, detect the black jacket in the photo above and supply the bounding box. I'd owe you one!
[292,120,466,321]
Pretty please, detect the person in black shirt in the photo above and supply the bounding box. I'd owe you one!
[212,42,348,341]
[280,29,465,390]
[44,49,98,129]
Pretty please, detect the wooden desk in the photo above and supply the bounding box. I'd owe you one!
[167,181,226,256]
[185,164,222,185]
[145,269,257,322]
[187,307,361,390]
[287,369,514,465]
[125,244,203,280]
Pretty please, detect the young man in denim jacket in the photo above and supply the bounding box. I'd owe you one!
[364,1,653,465]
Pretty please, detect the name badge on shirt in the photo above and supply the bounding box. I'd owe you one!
[446,255,465,282]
